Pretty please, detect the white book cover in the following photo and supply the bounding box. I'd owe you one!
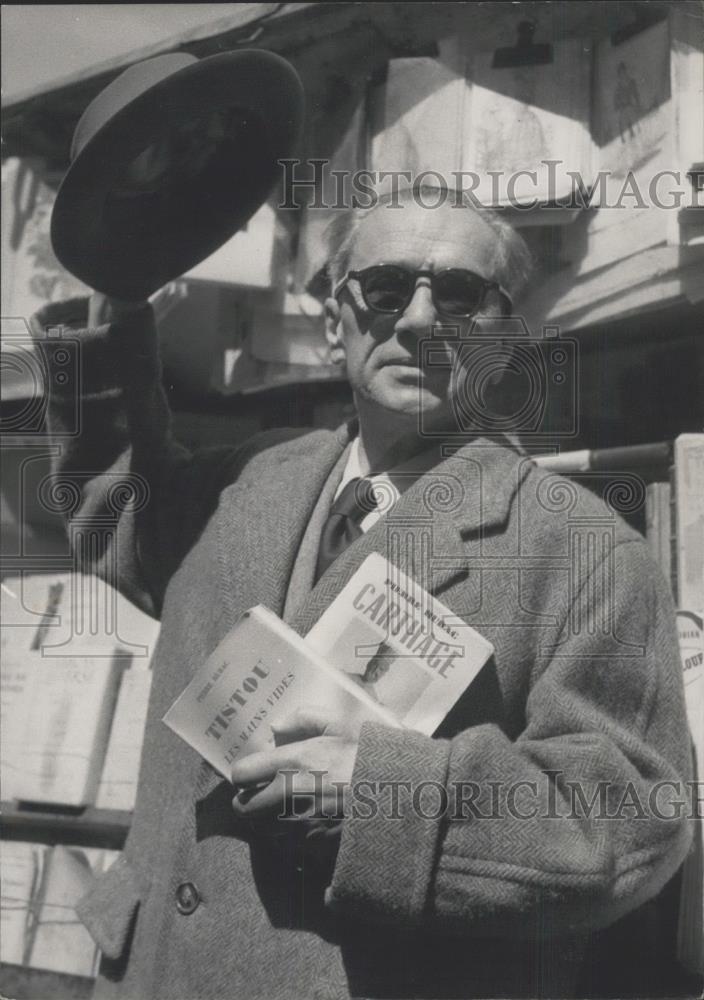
[674,434,704,610]
[10,657,123,806]
[163,605,399,779]
[307,553,494,736]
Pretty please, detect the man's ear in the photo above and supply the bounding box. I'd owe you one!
[324,297,346,366]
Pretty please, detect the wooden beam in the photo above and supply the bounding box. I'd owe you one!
[2,1,676,165]
[1,801,131,850]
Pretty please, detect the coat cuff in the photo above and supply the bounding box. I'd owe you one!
[326,722,451,926]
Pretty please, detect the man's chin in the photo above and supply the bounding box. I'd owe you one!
[375,388,453,422]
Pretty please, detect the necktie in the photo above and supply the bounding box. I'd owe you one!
[314,477,378,584]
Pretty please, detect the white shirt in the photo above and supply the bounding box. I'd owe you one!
[334,437,441,533]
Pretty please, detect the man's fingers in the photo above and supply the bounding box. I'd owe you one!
[231,748,289,786]
[230,737,320,786]
[271,706,331,745]
[232,775,287,818]
[231,771,317,819]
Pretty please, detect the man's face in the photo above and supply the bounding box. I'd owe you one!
[325,200,506,431]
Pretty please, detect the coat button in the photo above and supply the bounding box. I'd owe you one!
[175,881,200,915]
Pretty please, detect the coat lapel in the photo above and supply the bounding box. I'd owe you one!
[216,426,352,624]
[288,437,533,637]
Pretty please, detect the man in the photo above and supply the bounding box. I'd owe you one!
[33,188,692,1000]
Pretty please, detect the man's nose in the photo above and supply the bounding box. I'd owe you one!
[393,282,437,338]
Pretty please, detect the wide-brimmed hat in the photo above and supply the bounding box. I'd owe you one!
[51,50,303,301]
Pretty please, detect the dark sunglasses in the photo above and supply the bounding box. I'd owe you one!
[333,265,511,318]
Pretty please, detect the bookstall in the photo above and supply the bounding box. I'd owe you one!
[1,3,702,996]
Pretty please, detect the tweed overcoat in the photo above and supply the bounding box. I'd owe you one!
[32,299,693,1000]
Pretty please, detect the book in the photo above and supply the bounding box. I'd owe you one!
[95,666,154,811]
[1,572,159,805]
[0,638,36,801]
[0,841,45,966]
[0,572,159,662]
[1,577,70,800]
[677,611,704,782]
[672,434,704,609]
[8,656,124,806]
[164,557,495,775]
[29,845,106,977]
[645,481,672,583]
[675,610,704,975]
[0,842,115,976]
[163,604,400,779]
[307,553,494,735]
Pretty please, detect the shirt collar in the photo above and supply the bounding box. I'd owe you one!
[335,436,445,530]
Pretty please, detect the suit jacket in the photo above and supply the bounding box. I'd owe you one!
[32,299,694,1000]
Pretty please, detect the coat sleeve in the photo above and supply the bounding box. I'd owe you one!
[326,538,694,938]
[29,295,248,618]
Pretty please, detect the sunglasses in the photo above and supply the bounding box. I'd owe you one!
[334,265,511,318]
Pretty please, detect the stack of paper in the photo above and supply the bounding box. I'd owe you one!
[0,842,118,976]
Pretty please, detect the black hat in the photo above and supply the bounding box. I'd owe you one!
[51,50,303,301]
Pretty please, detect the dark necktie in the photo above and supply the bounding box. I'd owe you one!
[314,477,378,584]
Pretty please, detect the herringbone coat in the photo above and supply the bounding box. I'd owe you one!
[33,299,693,999]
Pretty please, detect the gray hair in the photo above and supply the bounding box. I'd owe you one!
[323,185,533,306]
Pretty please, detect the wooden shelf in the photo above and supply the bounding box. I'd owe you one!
[1,802,130,849]
[0,964,94,1000]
